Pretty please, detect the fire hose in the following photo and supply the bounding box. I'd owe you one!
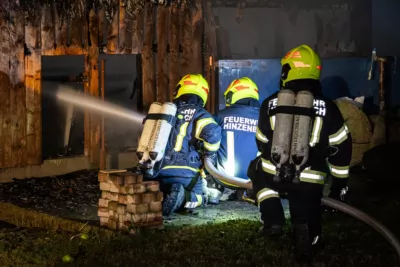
[204,158,400,259]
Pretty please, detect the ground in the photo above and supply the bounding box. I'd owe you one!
[0,170,400,266]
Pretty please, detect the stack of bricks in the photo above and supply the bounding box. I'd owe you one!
[97,170,163,233]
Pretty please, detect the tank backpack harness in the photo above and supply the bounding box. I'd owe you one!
[268,89,316,184]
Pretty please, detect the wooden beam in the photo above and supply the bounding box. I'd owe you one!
[107,0,119,54]
[118,0,126,53]
[0,17,11,168]
[180,3,192,75]
[156,5,168,103]
[142,2,156,111]
[122,4,134,54]
[9,9,27,167]
[53,3,68,55]
[132,7,144,54]
[41,4,55,56]
[88,9,100,166]
[66,0,87,54]
[168,4,180,101]
[98,8,106,47]
[191,0,204,74]
[25,9,42,165]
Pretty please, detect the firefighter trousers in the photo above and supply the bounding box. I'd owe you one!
[251,172,323,239]
[159,176,205,210]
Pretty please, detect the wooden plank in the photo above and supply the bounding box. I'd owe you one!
[180,3,192,75]
[67,0,86,54]
[191,0,204,74]
[9,9,27,167]
[53,3,68,55]
[122,0,134,54]
[83,55,90,157]
[132,6,144,54]
[41,4,55,56]
[98,8,106,48]
[156,5,168,103]
[106,0,119,54]
[0,17,11,168]
[118,0,126,52]
[88,8,100,165]
[142,2,156,111]
[25,9,42,165]
[168,4,180,101]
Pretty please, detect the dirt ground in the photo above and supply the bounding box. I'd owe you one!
[0,171,264,227]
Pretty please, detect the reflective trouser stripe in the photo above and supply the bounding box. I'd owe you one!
[257,188,279,204]
[226,131,235,176]
[327,162,349,178]
[256,127,268,143]
[184,194,203,208]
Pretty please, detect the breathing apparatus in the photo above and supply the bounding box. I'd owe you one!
[136,74,210,177]
[270,44,322,184]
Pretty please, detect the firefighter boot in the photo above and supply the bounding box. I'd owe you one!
[259,224,283,238]
[162,183,185,216]
[293,223,313,265]
[202,178,222,205]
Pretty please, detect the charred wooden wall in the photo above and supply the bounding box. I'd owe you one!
[0,1,211,169]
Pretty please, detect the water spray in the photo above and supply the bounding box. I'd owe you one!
[55,85,145,124]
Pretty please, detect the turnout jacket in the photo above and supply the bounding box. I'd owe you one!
[255,91,352,187]
[214,99,260,183]
[157,95,222,178]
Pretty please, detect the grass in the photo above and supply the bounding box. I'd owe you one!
[0,212,399,267]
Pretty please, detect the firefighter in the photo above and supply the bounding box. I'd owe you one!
[213,77,260,203]
[155,74,223,216]
[247,44,352,263]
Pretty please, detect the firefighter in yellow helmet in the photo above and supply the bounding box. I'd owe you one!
[208,77,260,203]
[154,74,223,216]
[247,45,352,263]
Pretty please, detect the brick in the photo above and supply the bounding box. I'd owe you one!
[131,213,147,223]
[108,219,118,230]
[146,211,163,222]
[117,204,126,215]
[124,184,146,194]
[109,183,120,193]
[142,192,156,204]
[97,207,109,217]
[118,194,127,204]
[109,174,125,186]
[109,210,118,221]
[155,191,163,202]
[98,169,127,182]
[124,212,132,222]
[99,216,109,227]
[99,182,111,191]
[118,214,125,222]
[126,203,149,214]
[124,172,143,185]
[126,194,142,204]
[101,191,119,202]
[98,198,109,208]
[108,201,119,210]
[149,201,162,212]
[119,223,129,232]
[143,181,160,192]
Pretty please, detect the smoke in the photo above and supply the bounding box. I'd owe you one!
[55,85,145,125]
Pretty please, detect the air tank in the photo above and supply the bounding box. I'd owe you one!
[290,90,314,184]
[271,89,296,182]
[148,102,177,165]
[136,102,162,163]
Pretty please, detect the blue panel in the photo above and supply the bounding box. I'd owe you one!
[218,58,381,112]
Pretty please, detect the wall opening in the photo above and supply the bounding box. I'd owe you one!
[99,54,141,156]
[41,55,85,160]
